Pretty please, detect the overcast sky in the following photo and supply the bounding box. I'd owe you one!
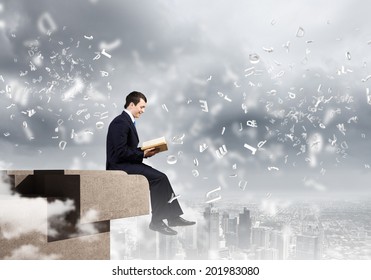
[1,0,371,202]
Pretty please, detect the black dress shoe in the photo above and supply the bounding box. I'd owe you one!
[149,221,177,235]
[168,217,196,227]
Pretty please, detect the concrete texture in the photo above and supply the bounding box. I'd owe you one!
[0,170,149,259]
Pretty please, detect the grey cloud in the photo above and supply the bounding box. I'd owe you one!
[1,0,371,197]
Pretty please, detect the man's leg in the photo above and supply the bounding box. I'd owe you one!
[122,163,195,235]
[123,163,183,221]
[143,166,184,222]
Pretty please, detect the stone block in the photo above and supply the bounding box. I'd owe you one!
[0,170,150,259]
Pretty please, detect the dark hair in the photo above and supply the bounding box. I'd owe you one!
[124,91,147,108]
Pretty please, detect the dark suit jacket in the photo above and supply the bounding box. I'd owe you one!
[106,111,145,171]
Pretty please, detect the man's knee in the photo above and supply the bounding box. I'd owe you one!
[149,170,169,184]
[157,171,168,181]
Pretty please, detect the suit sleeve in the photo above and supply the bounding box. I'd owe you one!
[107,118,144,164]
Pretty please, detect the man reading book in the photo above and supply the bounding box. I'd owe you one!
[106,91,195,235]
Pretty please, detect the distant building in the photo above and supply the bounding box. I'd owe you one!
[136,221,157,259]
[238,207,251,249]
[298,213,324,259]
[228,217,238,234]
[221,211,238,247]
[252,227,270,249]
[183,224,198,254]
[295,235,321,260]
[255,247,279,260]
[221,212,229,234]
[203,205,220,251]
[265,248,279,260]
[157,234,180,260]
[270,230,290,260]
[218,247,231,259]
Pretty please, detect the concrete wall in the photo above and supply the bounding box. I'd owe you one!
[0,170,149,260]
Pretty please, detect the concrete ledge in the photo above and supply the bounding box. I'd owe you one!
[0,169,150,259]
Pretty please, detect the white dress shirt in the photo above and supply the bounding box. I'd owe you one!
[123,108,135,124]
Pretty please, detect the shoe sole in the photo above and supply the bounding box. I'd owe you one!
[168,223,196,227]
[149,225,177,235]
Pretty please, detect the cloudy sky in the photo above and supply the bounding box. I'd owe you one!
[1,0,371,203]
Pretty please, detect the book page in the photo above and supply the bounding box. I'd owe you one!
[141,136,168,152]
[142,136,166,147]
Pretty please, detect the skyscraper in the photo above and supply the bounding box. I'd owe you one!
[252,226,270,249]
[295,235,321,260]
[157,234,179,260]
[228,217,238,234]
[221,212,229,234]
[203,205,220,251]
[270,230,289,260]
[298,213,324,259]
[237,207,251,250]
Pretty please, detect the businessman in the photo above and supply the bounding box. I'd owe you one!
[106,91,195,235]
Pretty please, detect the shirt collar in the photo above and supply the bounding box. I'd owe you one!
[123,109,135,123]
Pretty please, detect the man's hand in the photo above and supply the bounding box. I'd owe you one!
[144,147,159,158]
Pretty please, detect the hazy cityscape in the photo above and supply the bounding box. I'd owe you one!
[2,1,371,266]
[111,197,371,260]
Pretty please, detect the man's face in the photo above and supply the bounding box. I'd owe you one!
[128,98,146,119]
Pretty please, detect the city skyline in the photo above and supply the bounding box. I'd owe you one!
[1,0,371,261]
[111,197,371,260]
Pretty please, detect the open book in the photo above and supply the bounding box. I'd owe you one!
[141,136,168,153]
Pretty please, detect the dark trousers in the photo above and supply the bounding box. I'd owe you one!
[120,163,183,221]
